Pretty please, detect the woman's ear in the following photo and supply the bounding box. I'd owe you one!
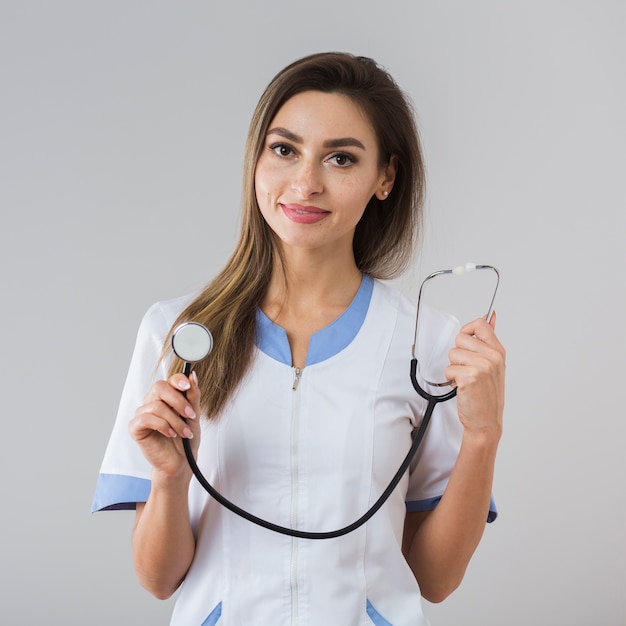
[375,155,398,200]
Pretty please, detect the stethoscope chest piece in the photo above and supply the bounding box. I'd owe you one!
[172,322,214,375]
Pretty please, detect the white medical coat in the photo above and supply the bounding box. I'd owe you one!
[92,276,496,625]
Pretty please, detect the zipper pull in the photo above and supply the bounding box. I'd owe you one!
[292,367,303,391]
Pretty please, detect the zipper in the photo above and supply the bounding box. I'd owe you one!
[290,366,302,625]
[292,367,303,390]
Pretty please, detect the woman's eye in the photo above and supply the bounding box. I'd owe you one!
[329,153,355,167]
[270,143,294,158]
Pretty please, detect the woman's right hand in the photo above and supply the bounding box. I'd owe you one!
[129,371,202,480]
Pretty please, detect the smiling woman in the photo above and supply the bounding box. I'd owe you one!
[92,51,505,626]
[255,91,395,263]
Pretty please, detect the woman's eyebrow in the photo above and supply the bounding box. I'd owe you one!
[267,127,301,143]
[267,127,366,150]
[323,137,366,150]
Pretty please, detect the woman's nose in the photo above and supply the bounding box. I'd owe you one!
[291,161,323,198]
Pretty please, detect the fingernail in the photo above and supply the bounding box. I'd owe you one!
[178,379,191,391]
[183,427,194,439]
[191,371,198,386]
[168,428,177,438]
[184,405,196,419]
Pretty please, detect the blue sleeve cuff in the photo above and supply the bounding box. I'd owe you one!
[406,494,498,523]
[91,473,152,512]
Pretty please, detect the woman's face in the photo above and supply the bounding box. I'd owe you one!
[254,90,393,259]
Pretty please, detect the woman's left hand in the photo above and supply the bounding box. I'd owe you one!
[445,312,506,440]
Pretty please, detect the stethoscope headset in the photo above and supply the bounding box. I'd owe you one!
[172,263,499,539]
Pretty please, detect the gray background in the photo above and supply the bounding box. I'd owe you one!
[1,1,624,624]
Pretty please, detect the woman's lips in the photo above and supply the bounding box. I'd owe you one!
[280,203,330,224]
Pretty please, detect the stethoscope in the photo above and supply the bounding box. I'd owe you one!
[172,263,499,539]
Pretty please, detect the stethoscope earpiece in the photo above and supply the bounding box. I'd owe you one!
[452,262,477,276]
[412,262,500,390]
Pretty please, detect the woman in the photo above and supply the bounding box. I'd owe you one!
[93,52,505,625]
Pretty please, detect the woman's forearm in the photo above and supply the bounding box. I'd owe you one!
[406,430,500,603]
[132,470,196,599]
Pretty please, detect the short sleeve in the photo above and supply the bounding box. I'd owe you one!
[404,305,497,523]
[91,300,180,512]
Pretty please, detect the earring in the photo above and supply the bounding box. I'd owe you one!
[383,190,389,197]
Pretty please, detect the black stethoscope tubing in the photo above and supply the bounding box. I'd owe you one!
[180,359,454,540]
[175,263,498,539]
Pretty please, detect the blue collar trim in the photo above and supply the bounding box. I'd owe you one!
[255,275,374,366]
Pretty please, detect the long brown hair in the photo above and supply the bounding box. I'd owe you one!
[165,52,426,418]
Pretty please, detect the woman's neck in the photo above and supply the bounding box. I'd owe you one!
[261,248,364,367]
[265,247,362,316]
